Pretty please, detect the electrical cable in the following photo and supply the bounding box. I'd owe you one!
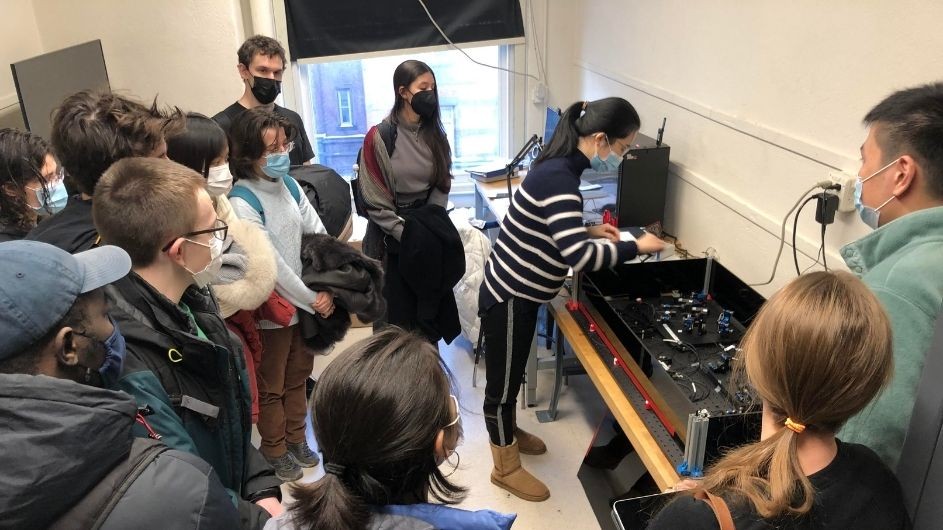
[525,0,547,82]
[800,244,824,274]
[820,223,828,271]
[416,0,540,82]
[792,195,818,276]
[749,182,830,287]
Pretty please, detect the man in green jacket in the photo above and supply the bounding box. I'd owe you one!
[92,157,283,529]
[840,82,943,468]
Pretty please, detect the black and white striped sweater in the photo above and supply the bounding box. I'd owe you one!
[479,153,638,311]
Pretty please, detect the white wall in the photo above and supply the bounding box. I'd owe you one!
[518,0,579,145]
[537,0,943,296]
[29,0,247,115]
[0,0,44,128]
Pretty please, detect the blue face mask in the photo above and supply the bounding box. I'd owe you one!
[262,152,291,180]
[854,157,899,229]
[77,315,127,387]
[590,135,623,172]
[29,178,68,215]
[98,316,127,386]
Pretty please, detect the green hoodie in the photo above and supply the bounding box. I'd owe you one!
[840,205,943,468]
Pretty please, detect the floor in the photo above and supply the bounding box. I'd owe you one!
[263,325,618,529]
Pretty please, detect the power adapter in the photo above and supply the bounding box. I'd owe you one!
[815,192,839,225]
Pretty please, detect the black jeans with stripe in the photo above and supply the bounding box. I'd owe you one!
[482,296,542,446]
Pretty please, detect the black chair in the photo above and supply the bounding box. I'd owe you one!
[896,311,943,529]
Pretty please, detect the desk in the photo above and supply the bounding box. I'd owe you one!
[473,175,520,225]
[545,295,680,491]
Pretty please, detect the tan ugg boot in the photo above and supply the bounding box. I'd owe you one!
[514,426,547,455]
[490,441,551,502]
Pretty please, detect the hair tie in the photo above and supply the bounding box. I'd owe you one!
[784,417,806,434]
[324,462,346,476]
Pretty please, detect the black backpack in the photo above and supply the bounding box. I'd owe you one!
[48,438,167,530]
[289,164,353,238]
[352,121,397,218]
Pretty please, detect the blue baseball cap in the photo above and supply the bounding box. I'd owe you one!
[0,241,132,361]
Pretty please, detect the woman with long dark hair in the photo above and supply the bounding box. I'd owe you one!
[479,98,666,502]
[649,271,909,529]
[356,60,460,338]
[0,129,65,241]
[264,328,515,530]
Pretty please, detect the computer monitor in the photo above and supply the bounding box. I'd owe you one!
[11,40,110,140]
[543,106,561,147]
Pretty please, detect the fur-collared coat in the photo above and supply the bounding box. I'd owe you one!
[211,196,277,319]
[298,234,386,350]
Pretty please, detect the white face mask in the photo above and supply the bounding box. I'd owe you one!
[183,236,224,288]
[206,163,233,197]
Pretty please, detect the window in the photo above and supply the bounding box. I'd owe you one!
[298,45,510,183]
[337,88,353,127]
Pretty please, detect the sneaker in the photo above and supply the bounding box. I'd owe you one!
[287,440,320,467]
[266,452,303,482]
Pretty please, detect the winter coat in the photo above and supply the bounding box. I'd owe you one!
[212,194,278,319]
[0,373,240,529]
[25,195,98,252]
[450,208,491,344]
[298,233,386,350]
[264,503,515,530]
[106,273,281,529]
[393,203,465,344]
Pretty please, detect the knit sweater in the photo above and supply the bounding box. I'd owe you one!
[479,152,638,311]
[229,176,328,328]
[357,118,448,259]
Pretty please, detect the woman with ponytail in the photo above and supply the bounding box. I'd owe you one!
[479,98,665,502]
[649,271,909,529]
[264,328,515,530]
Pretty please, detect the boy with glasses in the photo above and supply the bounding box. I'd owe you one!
[92,157,282,529]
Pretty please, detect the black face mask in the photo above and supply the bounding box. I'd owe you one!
[410,90,438,120]
[250,76,281,105]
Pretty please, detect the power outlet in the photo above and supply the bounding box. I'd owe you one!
[531,82,547,105]
[829,170,858,213]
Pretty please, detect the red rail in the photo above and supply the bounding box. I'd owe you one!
[574,302,676,436]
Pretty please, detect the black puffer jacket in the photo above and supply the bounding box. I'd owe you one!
[298,233,386,350]
[0,373,240,529]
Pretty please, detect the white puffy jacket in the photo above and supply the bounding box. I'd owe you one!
[450,208,491,344]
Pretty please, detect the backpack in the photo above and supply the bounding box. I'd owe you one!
[48,438,168,530]
[228,174,303,224]
[289,164,352,238]
[352,120,397,218]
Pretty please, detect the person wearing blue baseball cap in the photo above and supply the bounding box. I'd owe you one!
[0,240,239,528]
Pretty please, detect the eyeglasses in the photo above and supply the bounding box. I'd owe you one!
[265,141,295,157]
[42,166,66,183]
[444,394,461,429]
[24,166,65,192]
[161,219,228,252]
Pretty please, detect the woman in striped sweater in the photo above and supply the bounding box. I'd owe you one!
[480,98,665,502]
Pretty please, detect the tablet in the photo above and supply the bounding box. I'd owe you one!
[611,491,680,529]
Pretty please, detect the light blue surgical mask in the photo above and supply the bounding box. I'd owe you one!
[854,157,900,229]
[590,135,623,172]
[28,178,68,215]
[262,152,291,180]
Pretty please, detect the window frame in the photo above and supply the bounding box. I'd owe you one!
[336,88,353,128]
